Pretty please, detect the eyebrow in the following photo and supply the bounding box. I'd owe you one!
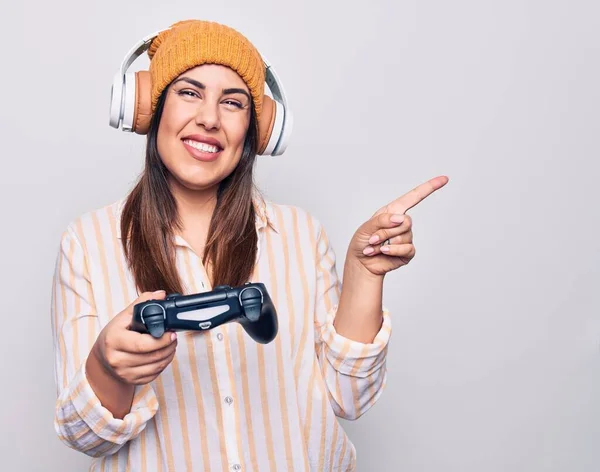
[173,77,251,101]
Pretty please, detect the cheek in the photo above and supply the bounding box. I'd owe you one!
[157,107,185,162]
[226,116,251,156]
[156,123,168,157]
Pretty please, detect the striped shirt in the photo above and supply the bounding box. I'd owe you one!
[51,196,391,471]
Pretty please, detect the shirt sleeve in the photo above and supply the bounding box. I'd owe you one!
[312,221,392,420]
[51,224,159,457]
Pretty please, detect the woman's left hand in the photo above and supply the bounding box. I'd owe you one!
[347,175,449,277]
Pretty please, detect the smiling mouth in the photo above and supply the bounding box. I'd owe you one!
[182,139,222,154]
[181,138,224,162]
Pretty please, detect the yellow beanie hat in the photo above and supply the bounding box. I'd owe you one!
[147,20,266,119]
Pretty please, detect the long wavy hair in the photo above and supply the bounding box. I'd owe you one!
[120,84,260,294]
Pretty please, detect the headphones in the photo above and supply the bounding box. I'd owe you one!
[109,28,293,156]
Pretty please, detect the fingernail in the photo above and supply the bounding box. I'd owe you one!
[369,235,380,244]
[391,214,405,224]
[171,332,177,342]
[381,246,390,253]
[153,290,166,296]
[363,246,375,255]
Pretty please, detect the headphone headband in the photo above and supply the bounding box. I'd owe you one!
[109,27,292,156]
[118,30,163,76]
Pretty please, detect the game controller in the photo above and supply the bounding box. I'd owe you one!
[130,282,278,344]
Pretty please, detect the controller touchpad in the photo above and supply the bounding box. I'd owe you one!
[176,305,231,321]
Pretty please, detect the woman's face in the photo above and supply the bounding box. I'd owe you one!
[157,64,252,192]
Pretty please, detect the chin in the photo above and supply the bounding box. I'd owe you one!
[181,178,220,192]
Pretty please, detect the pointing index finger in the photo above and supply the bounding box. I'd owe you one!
[392,175,449,214]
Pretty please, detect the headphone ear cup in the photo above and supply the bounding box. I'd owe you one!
[132,70,152,135]
[109,72,125,129]
[257,95,277,155]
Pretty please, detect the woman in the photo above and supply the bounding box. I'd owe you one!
[51,19,448,471]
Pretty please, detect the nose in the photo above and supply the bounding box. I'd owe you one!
[194,100,221,131]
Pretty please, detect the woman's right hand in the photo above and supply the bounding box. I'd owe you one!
[91,290,178,386]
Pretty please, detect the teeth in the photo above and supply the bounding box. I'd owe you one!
[184,139,220,153]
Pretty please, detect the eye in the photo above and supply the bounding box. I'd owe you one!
[223,99,243,109]
[178,89,200,99]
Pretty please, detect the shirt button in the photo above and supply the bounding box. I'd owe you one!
[232,465,241,471]
[217,333,224,341]
[224,396,233,405]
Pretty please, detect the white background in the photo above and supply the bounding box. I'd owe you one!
[1,0,599,470]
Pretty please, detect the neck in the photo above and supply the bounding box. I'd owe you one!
[168,177,218,238]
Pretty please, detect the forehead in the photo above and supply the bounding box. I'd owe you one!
[176,64,248,91]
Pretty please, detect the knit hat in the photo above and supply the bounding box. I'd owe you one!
[147,20,266,120]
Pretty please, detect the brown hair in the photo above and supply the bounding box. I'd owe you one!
[120,85,259,294]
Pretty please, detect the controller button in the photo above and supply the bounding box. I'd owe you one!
[199,321,212,329]
[166,293,181,299]
[240,287,261,301]
[214,285,231,291]
[142,304,165,317]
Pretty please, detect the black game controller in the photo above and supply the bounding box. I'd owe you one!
[129,282,278,344]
